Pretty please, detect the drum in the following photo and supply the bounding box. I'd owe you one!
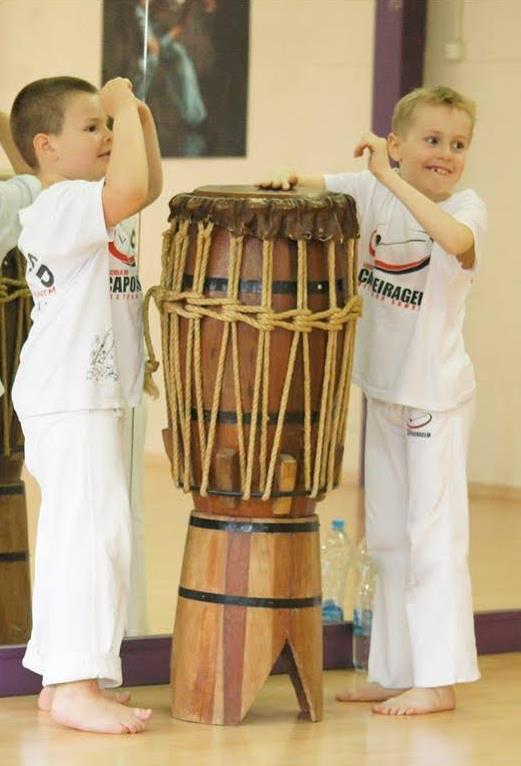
[0,248,33,644]
[145,186,360,724]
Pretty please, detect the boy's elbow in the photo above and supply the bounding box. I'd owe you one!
[147,176,163,206]
[447,226,474,259]
[150,185,162,204]
[122,181,149,212]
[135,186,150,209]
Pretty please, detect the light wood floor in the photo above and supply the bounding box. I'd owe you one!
[23,454,521,638]
[1,657,521,765]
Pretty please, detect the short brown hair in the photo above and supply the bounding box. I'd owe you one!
[392,85,476,138]
[10,76,98,169]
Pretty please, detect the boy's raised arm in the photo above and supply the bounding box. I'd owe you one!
[356,131,475,268]
[0,110,33,175]
[101,78,148,228]
[136,100,162,205]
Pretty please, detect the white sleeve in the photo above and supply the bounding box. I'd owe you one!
[0,175,40,260]
[324,172,360,196]
[451,191,487,273]
[40,179,113,258]
[323,170,374,221]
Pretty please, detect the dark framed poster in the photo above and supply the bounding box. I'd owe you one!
[102,0,250,157]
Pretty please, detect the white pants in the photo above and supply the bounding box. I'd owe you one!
[21,410,132,687]
[365,396,480,689]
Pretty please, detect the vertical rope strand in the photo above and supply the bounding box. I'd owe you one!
[320,241,339,488]
[262,330,300,500]
[243,330,265,499]
[311,241,338,497]
[229,236,246,485]
[337,240,359,450]
[0,304,9,455]
[170,223,191,488]
[259,240,273,491]
[327,240,353,489]
[298,240,312,492]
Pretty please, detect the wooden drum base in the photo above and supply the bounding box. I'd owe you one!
[0,480,32,644]
[171,512,323,725]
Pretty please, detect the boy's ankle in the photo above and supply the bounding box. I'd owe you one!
[53,679,99,697]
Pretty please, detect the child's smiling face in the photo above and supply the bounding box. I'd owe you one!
[388,103,473,202]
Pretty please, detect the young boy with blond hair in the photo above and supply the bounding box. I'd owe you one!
[259,85,486,715]
[10,75,162,734]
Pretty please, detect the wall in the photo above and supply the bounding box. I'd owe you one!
[0,0,374,480]
[424,0,521,488]
[1,1,518,489]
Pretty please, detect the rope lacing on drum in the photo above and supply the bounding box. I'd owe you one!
[143,221,361,501]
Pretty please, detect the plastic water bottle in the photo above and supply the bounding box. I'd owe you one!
[352,538,376,671]
[321,519,352,623]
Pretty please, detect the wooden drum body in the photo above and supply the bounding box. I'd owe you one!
[0,249,33,644]
[146,186,360,724]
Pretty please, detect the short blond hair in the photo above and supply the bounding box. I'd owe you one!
[391,85,476,138]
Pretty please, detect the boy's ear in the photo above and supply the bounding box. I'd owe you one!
[387,132,401,164]
[33,133,58,165]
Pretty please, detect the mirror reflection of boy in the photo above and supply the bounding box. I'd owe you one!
[0,111,41,400]
[0,110,40,263]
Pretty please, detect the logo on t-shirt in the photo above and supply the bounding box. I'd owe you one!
[109,220,142,300]
[358,225,432,311]
[109,222,137,267]
[26,252,56,306]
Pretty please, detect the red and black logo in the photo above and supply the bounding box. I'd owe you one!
[406,412,432,438]
[369,229,432,275]
[109,241,136,267]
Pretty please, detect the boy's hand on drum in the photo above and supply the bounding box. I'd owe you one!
[256,170,298,191]
[354,131,392,182]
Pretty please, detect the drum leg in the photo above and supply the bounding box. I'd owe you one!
[170,512,323,725]
[0,481,32,644]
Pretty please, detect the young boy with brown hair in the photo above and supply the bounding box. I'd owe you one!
[259,85,486,715]
[10,75,162,734]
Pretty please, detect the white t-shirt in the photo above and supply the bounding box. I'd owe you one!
[0,174,40,263]
[325,170,487,411]
[12,179,144,418]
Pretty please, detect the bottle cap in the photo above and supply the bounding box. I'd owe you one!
[332,519,345,531]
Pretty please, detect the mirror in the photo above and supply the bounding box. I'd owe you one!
[0,0,519,665]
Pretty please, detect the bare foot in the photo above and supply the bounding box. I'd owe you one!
[38,684,132,712]
[336,682,408,703]
[372,685,456,716]
[50,680,152,734]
